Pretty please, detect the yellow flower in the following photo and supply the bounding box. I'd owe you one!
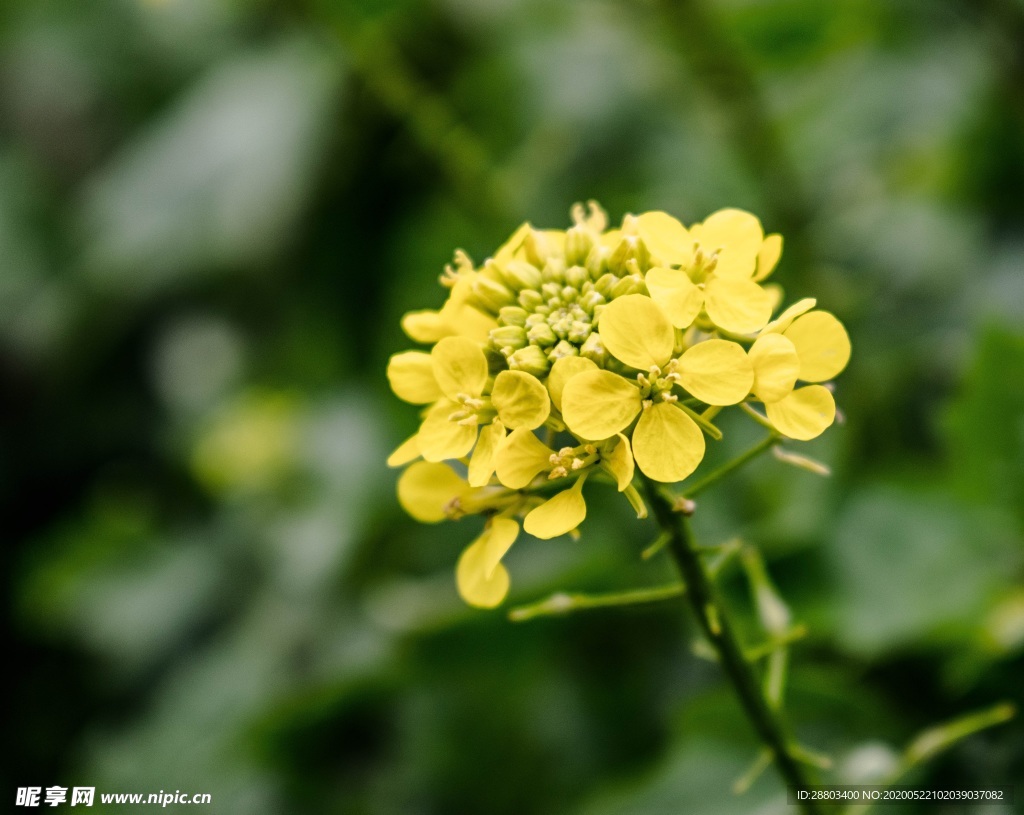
[386,335,551,465]
[456,517,520,608]
[633,209,782,334]
[387,202,851,610]
[753,305,851,440]
[561,295,754,481]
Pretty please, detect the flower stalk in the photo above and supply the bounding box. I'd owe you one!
[642,474,826,815]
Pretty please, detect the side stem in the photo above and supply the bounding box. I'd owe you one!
[642,476,824,814]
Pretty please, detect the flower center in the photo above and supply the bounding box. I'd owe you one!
[637,362,681,408]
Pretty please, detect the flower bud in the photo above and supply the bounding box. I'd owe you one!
[608,235,651,276]
[508,345,550,377]
[565,225,595,266]
[594,273,617,298]
[586,245,610,280]
[567,320,592,344]
[578,290,605,314]
[524,229,550,268]
[499,306,528,327]
[527,322,558,347]
[564,265,589,290]
[541,282,563,302]
[489,325,528,351]
[473,276,515,311]
[503,260,542,291]
[580,331,608,366]
[541,257,566,284]
[519,289,544,311]
[548,340,578,361]
[611,273,645,298]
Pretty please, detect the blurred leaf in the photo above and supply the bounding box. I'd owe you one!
[78,39,341,294]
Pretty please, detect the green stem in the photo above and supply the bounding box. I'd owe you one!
[508,583,685,622]
[642,476,824,815]
[682,433,780,498]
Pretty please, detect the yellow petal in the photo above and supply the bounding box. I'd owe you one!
[561,369,642,440]
[645,267,703,329]
[783,311,851,382]
[386,434,421,467]
[698,209,763,278]
[677,339,754,405]
[603,432,634,491]
[632,403,705,482]
[633,211,693,267]
[397,461,468,522]
[493,222,531,264]
[468,421,505,487]
[748,333,801,404]
[495,427,555,489]
[547,355,598,412]
[456,518,520,608]
[418,400,478,462]
[401,310,447,343]
[761,297,817,334]
[387,351,443,404]
[491,370,551,429]
[704,276,774,334]
[431,336,488,398]
[754,234,783,281]
[524,481,586,540]
[765,385,836,440]
[597,294,675,370]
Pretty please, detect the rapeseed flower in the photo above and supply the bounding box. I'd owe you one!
[387,203,850,608]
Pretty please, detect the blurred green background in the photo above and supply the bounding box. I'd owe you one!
[3,0,1023,812]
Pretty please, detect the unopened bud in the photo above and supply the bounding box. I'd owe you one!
[578,290,606,314]
[527,322,558,347]
[608,235,650,275]
[524,229,550,267]
[567,320,592,344]
[594,273,617,298]
[541,257,566,284]
[586,245,610,280]
[508,345,550,377]
[580,331,608,366]
[565,225,595,266]
[564,265,589,290]
[547,340,577,361]
[489,325,528,351]
[518,289,544,310]
[503,260,542,291]
[611,274,645,298]
[499,306,528,327]
[473,276,515,311]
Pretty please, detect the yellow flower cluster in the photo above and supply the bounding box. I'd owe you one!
[387,203,850,608]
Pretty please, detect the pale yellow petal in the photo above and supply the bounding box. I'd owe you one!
[645,266,703,329]
[495,427,555,489]
[597,294,675,370]
[491,370,551,429]
[754,234,783,281]
[418,400,478,462]
[401,310,446,344]
[431,335,488,398]
[677,339,754,405]
[386,351,442,404]
[633,211,693,267]
[397,461,468,522]
[765,385,836,440]
[783,311,851,382]
[386,434,421,467]
[632,403,705,483]
[524,481,586,540]
[468,421,505,487]
[456,517,520,608]
[761,297,817,334]
[547,355,598,411]
[698,209,763,278]
[704,276,773,334]
[561,369,642,440]
[493,222,531,265]
[748,333,800,404]
[603,432,634,491]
